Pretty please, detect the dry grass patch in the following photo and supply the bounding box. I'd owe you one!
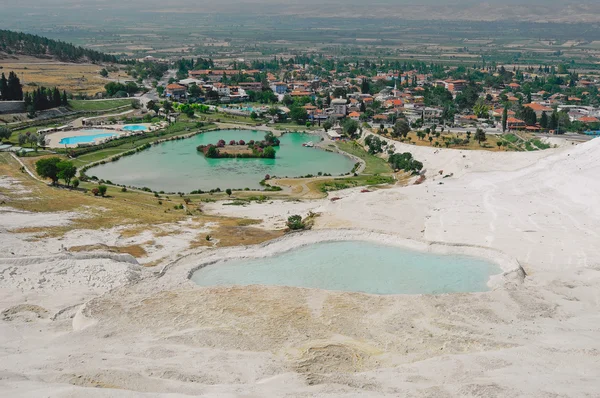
[379,131,504,152]
[191,217,284,249]
[68,243,148,258]
[1,60,128,95]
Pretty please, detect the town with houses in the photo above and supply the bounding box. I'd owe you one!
[157,58,600,141]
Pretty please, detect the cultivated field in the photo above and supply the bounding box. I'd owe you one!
[0,56,128,95]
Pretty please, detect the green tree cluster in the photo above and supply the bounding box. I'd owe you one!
[105,81,139,97]
[35,157,77,186]
[0,71,23,101]
[388,152,423,174]
[0,29,117,63]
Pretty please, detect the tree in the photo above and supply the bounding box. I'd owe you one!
[35,157,62,185]
[286,215,305,230]
[365,135,384,154]
[18,133,26,146]
[540,111,549,129]
[6,72,23,101]
[28,132,39,150]
[57,160,77,187]
[549,111,558,131]
[474,128,487,146]
[0,126,11,142]
[250,111,258,120]
[501,107,508,132]
[98,185,107,197]
[100,68,109,78]
[205,145,219,158]
[264,131,280,146]
[361,79,370,94]
[188,83,202,98]
[342,118,359,138]
[0,73,8,100]
[37,133,46,148]
[289,106,308,125]
[52,87,61,107]
[72,178,80,189]
[262,146,276,159]
[225,188,232,197]
[473,98,489,119]
[323,120,333,132]
[392,119,410,138]
[520,106,537,126]
[61,91,68,106]
[388,152,423,174]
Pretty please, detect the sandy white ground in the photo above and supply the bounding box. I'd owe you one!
[1,137,600,397]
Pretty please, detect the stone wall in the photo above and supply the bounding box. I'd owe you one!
[0,101,26,115]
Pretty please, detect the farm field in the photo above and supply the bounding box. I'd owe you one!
[0,57,128,95]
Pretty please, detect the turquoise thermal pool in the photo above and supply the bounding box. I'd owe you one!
[190,241,502,295]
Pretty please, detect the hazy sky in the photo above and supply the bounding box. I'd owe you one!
[2,0,599,26]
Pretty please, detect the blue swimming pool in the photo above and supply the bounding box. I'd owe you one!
[122,124,148,132]
[59,131,118,145]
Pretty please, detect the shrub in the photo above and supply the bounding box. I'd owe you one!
[91,187,100,196]
[72,178,80,188]
[287,215,305,230]
[121,187,127,192]
[98,185,107,197]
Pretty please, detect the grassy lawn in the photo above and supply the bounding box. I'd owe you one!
[336,141,393,175]
[310,175,395,193]
[68,99,135,111]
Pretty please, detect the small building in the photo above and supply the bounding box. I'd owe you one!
[348,111,361,121]
[270,82,288,95]
[239,82,263,92]
[524,103,552,118]
[507,117,526,130]
[165,83,187,99]
[422,107,443,124]
[326,130,342,140]
[331,98,348,116]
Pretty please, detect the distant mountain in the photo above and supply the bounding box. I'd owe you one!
[0,29,117,63]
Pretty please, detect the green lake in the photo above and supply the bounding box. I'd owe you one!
[87,130,355,192]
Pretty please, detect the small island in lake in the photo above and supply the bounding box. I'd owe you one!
[197,132,280,159]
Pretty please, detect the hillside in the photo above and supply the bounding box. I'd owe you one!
[0,29,118,63]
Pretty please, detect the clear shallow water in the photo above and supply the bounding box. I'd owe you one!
[191,241,502,295]
[122,124,148,131]
[59,131,117,145]
[88,130,355,192]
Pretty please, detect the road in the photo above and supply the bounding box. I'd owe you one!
[138,69,177,108]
